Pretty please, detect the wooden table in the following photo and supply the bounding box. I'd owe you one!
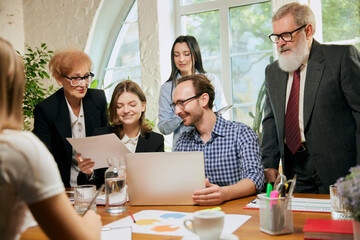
[20,194,331,240]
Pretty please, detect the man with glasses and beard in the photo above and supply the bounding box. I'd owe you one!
[261,2,360,194]
[172,74,264,205]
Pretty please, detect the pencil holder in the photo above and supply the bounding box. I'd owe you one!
[258,193,293,235]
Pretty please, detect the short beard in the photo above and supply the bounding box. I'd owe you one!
[277,33,310,72]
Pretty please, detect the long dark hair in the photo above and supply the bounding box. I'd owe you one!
[168,35,206,96]
[108,80,152,139]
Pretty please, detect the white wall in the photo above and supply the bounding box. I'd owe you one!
[22,0,101,52]
[0,0,25,53]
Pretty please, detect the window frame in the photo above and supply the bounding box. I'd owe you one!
[175,0,270,120]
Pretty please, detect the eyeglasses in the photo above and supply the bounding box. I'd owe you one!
[268,24,307,44]
[63,72,94,86]
[170,94,202,111]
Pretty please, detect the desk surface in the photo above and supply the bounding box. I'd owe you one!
[20,194,330,240]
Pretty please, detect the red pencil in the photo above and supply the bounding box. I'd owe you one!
[128,211,136,223]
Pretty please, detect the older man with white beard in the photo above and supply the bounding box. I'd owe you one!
[261,2,360,193]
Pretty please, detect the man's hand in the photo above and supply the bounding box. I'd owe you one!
[192,179,226,205]
[76,153,95,176]
[263,168,279,183]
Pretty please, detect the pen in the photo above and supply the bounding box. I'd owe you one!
[288,174,297,197]
[128,211,136,223]
[82,184,104,216]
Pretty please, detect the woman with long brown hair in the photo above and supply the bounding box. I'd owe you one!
[77,80,164,187]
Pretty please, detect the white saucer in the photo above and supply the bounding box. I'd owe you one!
[182,233,239,240]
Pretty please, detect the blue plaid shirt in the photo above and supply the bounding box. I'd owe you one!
[175,114,265,192]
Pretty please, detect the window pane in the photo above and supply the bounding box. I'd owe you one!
[229,2,272,125]
[103,2,141,99]
[181,0,215,6]
[322,0,360,49]
[103,66,141,98]
[181,10,221,80]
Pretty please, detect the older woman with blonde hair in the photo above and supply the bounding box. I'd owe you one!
[0,38,102,240]
[33,48,108,187]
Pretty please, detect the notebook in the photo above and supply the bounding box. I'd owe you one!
[125,151,205,205]
[303,219,353,240]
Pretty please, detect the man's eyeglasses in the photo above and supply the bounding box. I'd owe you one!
[170,94,202,111]
[63,72,94,86]
[268,24,307,44]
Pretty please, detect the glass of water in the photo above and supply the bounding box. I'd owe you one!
[74,185,97,214]
[105,157,127,214]
[330,184,352,220]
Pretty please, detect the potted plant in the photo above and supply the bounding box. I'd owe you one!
[336,165,360,239]
[17,43,57,130]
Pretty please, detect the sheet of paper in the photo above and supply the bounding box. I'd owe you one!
[66,133,130,169]
[103,210,251,237]
[245,197,331,213]
[101,226,132,240]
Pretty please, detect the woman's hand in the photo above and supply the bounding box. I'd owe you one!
[82,210,102,237]
[76,153,95,176]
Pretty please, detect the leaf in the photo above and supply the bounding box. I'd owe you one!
[90,79,98,88]
[20,43,56,123]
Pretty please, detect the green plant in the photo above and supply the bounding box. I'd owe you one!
[249,81,266,135]
[249,55,273,137]
[17,43,56,130]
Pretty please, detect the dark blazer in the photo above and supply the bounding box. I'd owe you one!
[33,88,108,187]
[261,40,360,189]
[77,125,165,188]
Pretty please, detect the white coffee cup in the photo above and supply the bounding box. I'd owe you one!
[184,210,225,240]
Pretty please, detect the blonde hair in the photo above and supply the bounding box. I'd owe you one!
[49,48,92,79]
[0,38,25,131]
[273,2,316,36]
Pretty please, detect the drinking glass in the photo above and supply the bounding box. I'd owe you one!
[105,157,127,213]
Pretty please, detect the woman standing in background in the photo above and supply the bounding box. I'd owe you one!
[158,35,228,149]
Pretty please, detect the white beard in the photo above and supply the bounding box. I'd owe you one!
[277,33,310,72]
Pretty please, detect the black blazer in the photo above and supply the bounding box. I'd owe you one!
[33,88,108,187]
[261,40,360,189]
[77,125,165,187]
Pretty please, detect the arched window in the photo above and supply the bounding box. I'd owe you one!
[86,0,140,100]
[102,2,141,99]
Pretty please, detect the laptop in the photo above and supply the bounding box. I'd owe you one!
[125,151,205,205]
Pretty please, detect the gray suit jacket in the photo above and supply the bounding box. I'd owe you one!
[261,40,360,188]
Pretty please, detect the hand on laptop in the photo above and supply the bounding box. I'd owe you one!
[76,153,95,176]
[192,179,226,205]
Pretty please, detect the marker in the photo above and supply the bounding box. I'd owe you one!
[278,184,286,197]
[266,183,273,197]
[200,207,222,211]
[128,211,136,223]
[269,190,279,210]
